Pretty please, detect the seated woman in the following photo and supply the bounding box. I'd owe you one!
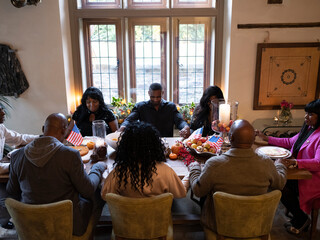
[257,99,320,235]
[101,121,186,198]
[190,86,224,136]
[72,87,118,136]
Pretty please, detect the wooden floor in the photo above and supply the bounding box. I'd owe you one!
[94,200,320,240]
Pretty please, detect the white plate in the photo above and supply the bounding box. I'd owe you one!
[256,146,291,159]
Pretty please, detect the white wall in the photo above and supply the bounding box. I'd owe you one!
[0,0,69,134]
[227,0,320,123]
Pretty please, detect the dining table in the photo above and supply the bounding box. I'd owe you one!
[0,137,312,183]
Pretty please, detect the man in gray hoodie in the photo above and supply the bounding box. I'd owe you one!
[6,113,107,236]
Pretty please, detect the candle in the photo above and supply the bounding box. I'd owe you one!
[219,103,231,124]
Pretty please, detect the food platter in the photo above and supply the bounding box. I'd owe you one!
[186,146,217,158]
[69,146,90,163]
[256,146,291,159]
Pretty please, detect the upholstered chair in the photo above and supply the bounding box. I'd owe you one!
[5,198,96,240]
[105,193,174,240]
[204,190,281,240]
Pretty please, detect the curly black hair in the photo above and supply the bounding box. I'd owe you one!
[114,121,166,192]
[79,87,108,112]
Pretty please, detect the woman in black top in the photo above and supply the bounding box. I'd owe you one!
[190,86,224,137]
[73,87,118,136]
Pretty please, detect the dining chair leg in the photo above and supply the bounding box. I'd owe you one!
[310,207,319,240]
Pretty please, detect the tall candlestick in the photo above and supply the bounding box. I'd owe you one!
[219,103,231,124]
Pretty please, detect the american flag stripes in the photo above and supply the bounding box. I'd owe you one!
[207,135,224,150]
[66,124,83,146]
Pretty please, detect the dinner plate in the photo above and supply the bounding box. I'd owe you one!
[256,146,291,159]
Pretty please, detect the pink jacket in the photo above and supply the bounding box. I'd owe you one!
[268,127,320,214]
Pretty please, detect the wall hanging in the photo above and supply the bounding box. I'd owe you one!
[253,42,320,110]
[0,44,29,97]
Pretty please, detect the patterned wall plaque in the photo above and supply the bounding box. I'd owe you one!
[253,43,320,109]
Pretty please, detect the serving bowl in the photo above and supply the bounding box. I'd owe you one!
[105,131,121,150]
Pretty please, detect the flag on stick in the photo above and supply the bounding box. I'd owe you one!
[66,124,83,146]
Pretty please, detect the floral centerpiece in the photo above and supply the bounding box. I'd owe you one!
[111,97,135,124]
[177,102,195,124]
[279,100,293,124]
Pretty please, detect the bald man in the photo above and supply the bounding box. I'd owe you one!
[189,119,288,234]
[6,113,107,236]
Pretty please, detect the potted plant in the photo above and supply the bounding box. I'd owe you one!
[111,97,135,124]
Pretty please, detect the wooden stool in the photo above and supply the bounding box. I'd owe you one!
[310,198,320,240]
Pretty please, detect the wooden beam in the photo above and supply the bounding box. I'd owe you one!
[238,22,320,29]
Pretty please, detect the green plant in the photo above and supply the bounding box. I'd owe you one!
[177,102,195,124]
[111,97,135,124]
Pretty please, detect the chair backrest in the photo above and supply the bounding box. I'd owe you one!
[5,198,73,240]
[213,190,281,239]
[105,193,173,240]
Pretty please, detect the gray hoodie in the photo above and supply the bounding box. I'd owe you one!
[24,136,63,167]
[7,136,105,236]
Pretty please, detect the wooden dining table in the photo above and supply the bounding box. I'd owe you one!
[0,137,312,183]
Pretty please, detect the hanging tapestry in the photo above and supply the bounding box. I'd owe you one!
[0,44,29,97]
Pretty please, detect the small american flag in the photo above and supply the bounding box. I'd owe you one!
[207,135,224,151]
[66,124,83,146]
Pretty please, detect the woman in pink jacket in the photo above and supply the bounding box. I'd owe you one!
[257,99,320,235]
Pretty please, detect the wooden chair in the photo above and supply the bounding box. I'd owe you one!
[206,190,281,240]
[310,198,320,240]
[5,198,96,240]
[104,193,173,240]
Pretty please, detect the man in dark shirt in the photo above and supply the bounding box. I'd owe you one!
[120,83,190,137]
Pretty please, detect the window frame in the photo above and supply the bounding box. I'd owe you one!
[128,18,168,101]
[81,0,122,9]
[68,0,224,103]
[172,17,212,103]
[83,18,124,100]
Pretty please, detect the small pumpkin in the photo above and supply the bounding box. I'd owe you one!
[169,153,178,160]
[171,142,183,154]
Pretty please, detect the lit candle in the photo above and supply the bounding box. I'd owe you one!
[219,103,231,124]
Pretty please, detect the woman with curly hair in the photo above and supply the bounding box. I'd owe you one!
[190,86,224,136]
[101,121,186,198]
[72,87,118,136]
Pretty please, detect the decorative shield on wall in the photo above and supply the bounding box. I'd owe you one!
[253,42,320,109]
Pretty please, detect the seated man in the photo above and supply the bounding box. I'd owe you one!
[119,83,190,138]
[6,113,107,236]
[0,106,38,234]
[189,119,289,233]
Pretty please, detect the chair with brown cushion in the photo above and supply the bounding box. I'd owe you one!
[205,190,281,240]
[310,198,320,240]
[5,198,96,240]
[105,193,174,240]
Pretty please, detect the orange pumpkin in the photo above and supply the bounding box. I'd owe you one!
[171,142,183,154]
[169,153,178,160]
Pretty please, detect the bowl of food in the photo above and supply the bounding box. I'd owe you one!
[105,131,121,150]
